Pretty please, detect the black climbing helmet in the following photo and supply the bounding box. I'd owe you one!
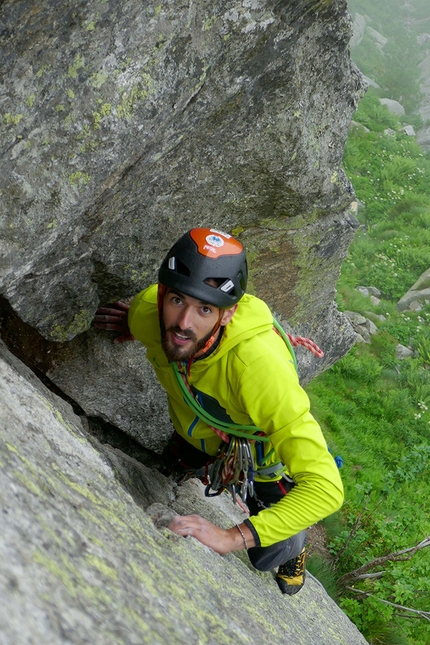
[158,228,248,308]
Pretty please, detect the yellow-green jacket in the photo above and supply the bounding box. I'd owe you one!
[128,284,344,547]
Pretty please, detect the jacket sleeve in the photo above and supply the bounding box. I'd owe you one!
[237,351,344,548]
[128,285,159,346]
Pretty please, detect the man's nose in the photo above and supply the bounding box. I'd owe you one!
[177,306,194,330]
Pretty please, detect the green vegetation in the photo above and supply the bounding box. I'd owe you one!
[305,2,430,643]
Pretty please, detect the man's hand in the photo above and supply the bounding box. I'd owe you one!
[93,301,135,344]
[168,515,255,554]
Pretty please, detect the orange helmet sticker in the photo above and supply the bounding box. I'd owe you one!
[190,228,243,257]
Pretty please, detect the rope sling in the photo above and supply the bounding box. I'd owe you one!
[172,319,324,504]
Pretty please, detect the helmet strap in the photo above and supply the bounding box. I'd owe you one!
[186,309,224,375]
[197,308,224,355]
[157,283,168,320]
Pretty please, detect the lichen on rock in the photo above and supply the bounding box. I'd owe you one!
[0,0,363,453]
[0,339,370,645]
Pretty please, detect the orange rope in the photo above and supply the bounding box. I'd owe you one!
[286,333,324,358]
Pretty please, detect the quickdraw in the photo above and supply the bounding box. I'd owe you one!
[205,437,255,505]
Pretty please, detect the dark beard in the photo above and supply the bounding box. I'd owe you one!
[160,321,215,362]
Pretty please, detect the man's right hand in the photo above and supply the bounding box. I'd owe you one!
[93,301,135,344]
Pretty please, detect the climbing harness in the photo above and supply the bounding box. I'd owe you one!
[172,318,325,505]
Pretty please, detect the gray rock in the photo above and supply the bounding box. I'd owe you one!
[397,268,430,312]
[344,311,366,326]
[364,319,378,335]
[367,27,388,50]
[396,344,414,360]
[350,13,366,49]
[365,311,386,323]
[417,33,430,46]
[0,0,364,443]
[343,310,377,344]
[45,330,173,453]
[356,285,382,300]
[0,339,369,645]
[361,75,380,89]
[356,287,370,297]
[417,125,430,152]
[358,286,381,297]
[0,0,361,364]
[355,325,371,343]
[146,503,179,530]
[409,300,424,312]
[380,98,405,117]
[354,333,367,344]
[402,125,416,136]
[350,120,370,133]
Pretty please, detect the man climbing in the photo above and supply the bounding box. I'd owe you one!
[94,227,344,595]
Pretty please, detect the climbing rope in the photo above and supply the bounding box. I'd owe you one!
[176,370,230,443]
[286,333,324,358]
[173,320,328,504]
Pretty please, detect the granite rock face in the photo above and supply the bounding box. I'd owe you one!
[1,0,362,445]
[0,339,369,645]
[1,0,361,342]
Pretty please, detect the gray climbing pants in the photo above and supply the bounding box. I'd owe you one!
[245,479,307,570]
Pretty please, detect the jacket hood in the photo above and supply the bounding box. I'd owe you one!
[206,293,275,362]
[128,284,275,368]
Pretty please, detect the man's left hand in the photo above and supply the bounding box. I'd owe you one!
[93,301,135,343]
[168,514,255,554]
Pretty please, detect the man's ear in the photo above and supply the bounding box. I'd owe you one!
[220,304,238,326]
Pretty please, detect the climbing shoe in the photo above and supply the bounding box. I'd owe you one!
[276,547,306,595]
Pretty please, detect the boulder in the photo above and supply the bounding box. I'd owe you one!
[364,319,378,335]
[354,334,367,344]
[0,0,362,344]
[361,75,380,89]
[344,310,378,345]
[364,311,386,323]
[344,311,366,326]
[0,0,363,443]
[417,34,430,46]
[408,300,424,312]
[417,125,430,152]
[350,13,366,49]
[356,286,381,298]
[379,98,405,117]
[355,325,371,343]
[350,120,370,133]
[367,27,388,50]
[396,344,414,360]
[0,339,370,645]
[397,268,430,312]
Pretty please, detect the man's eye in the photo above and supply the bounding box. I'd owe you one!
[201,306,212,314]
[172,297,182,305]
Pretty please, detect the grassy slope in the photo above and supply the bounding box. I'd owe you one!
[305,3,430,643]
